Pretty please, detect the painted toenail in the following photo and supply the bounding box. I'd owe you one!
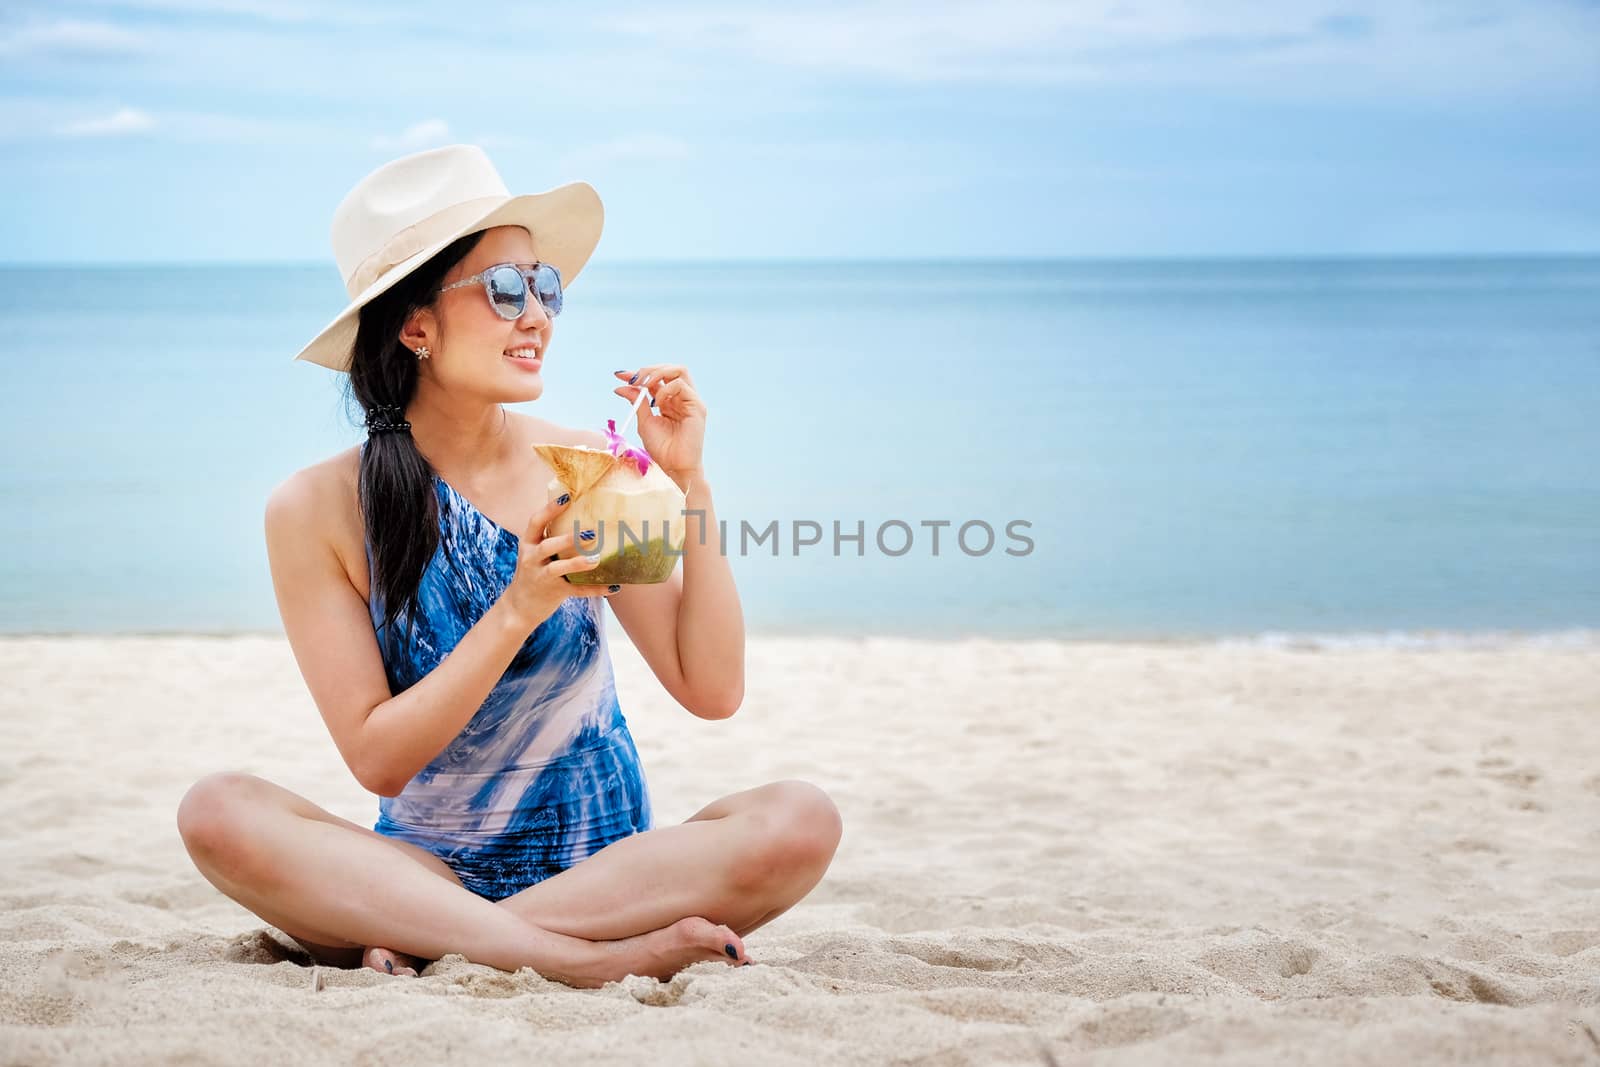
[724,943,738,960]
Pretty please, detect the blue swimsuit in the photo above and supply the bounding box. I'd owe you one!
[363,454,655,901]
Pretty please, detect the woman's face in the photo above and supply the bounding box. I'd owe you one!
[409,225,553,402]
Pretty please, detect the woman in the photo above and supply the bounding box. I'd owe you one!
[175,145,842,989]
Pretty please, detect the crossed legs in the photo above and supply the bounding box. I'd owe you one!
[176,773,842,986]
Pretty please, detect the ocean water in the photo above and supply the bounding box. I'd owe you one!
[2,256,1597,641]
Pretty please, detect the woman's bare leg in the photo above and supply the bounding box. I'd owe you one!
[491,779,844,941]
[175,772,749,987]
[272,800,468,977]
[360,779,841,974]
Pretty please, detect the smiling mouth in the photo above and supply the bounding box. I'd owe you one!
[505,349,541,361]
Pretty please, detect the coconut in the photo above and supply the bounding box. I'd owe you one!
[531,442,688,585]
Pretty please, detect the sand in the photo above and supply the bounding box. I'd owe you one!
[2,631,1598,1065]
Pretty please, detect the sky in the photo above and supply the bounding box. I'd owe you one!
[1,0,1597,263]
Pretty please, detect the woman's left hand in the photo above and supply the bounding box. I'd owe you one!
[612,365,707,482]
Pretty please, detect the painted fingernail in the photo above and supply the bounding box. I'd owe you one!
[614,369,626,375]
[629,373,638,384]
[607,584,620,593]
[724,944,738,960]
[556,493,570,505]
[648,395,656,407]
[579,529,595,541]
[384,959,393,973]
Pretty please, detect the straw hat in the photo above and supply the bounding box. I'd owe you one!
[292,143,604,373]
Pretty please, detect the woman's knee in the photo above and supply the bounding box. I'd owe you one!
[175,771,275,874]
[734,781,843,888]
[777,780,843,847]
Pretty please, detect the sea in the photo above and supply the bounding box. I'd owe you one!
[2,256,1597,644]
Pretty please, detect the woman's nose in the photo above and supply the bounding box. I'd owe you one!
[518,297,551,328]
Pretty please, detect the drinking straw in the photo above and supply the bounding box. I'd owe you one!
[560,378,653,502]
[615,376,650,439]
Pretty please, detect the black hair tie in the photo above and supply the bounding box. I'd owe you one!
[366,404,411,435]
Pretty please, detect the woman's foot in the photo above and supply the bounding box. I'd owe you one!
[361,945,421,977]
[363,917,752,988]
[581,916,752,987]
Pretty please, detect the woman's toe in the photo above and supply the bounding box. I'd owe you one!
[362,946,419,977]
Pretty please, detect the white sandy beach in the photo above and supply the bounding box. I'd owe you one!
[2,631,1598,1065]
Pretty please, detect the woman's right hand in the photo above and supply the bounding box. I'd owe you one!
[503,495,613,629]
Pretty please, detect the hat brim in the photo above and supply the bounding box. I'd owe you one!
[291,181,604,373]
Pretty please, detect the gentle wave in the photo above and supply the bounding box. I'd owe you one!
[1214,628,1600,651]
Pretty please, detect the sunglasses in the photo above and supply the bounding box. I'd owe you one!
[437,261,564,321]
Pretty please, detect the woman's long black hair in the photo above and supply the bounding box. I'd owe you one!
[342,229,487,637]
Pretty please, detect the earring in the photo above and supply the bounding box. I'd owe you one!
[415,346,431,359]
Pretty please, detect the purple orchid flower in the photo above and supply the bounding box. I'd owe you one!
[603,418,652,476]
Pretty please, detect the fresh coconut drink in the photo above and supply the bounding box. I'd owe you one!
[532,420,687,585]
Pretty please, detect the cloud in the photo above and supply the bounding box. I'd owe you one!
[0,18,147,58]
[0,95,351,144]
[371,119,452,151]
[56,107,156,137]
[42,0,400,27]
[602,0,1600,94]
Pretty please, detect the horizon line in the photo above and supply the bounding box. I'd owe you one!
[0,626,1595,649]
[2,251,1598,270]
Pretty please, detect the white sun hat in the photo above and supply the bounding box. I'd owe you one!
[292,143,604,373]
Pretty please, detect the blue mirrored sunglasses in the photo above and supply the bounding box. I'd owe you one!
[437,261,563,321]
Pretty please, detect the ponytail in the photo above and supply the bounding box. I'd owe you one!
[342,229,486,636]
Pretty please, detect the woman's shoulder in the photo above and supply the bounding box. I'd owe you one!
[268,446,360,515]
[287,444,364,506]
[509,410,608,451]
[265,446,369,593]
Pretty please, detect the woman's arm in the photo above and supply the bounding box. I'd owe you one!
[603,365,746,719]
[268,470,604,796]
[358,597,541,795]
[266,468,585,797]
